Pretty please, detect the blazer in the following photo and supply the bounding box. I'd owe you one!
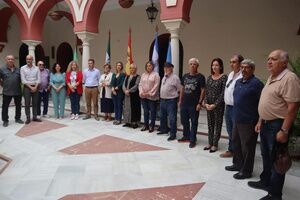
[66,70,83,95]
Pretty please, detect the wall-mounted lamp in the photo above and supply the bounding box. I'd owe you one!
[146,0,159,23]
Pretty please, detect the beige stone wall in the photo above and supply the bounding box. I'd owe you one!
[1,0,300,81]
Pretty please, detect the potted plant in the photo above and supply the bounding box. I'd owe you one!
[288,57,300,159]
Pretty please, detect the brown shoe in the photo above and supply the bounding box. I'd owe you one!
[220,151,233,158]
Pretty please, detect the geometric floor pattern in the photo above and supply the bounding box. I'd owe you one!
[1,106,300,200]
[59,183,204,200]
[15,119,66,137]
[60,134,169,155]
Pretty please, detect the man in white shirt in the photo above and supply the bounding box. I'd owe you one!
[220,54,243,158]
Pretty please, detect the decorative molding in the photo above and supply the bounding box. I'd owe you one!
[166,0,177,7]
[70,0,88,22]
[18,0,38,18]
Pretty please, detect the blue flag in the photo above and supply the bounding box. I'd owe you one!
[166,40,172,63]
[152,31,159,73]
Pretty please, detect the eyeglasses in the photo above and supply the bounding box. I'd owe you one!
[38,64,44,66]
[226,79,233,88]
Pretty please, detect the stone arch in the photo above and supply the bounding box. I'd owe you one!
[19,43,45,67]
[160,0,193,23]
[56,42,73,72]
[0,7,14,43]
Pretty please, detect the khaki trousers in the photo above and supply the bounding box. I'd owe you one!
[85,87,99,116]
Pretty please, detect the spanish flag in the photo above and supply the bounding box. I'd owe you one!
[125,27,133,75]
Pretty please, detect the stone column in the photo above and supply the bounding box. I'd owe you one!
[162,19,186,75]
[76,31,97,71]
[22,40,41,65]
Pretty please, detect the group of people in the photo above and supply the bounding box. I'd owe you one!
[1,49,299,200]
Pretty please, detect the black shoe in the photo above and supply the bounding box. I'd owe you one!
[141,126,149,131]
[148,126,154,133]
[123,123,131,127]
[82,116,91,120]
[157,132,168,135]
[209,146,218,153]
[167,136,176,141]
[248,180,268,191]
[25,119,31,124]
[259,194,282,200]
[32,118,42,122]
[225,165,240,171]
[3,121,8,127]
[233,172,252,180]
[15,119,24,124]
[203,145,211,150]
[131,124,138,129]
[189,142,196,148]
[178,137,189,143]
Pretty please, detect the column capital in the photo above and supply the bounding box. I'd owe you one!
[162,19,187,37]
[22,40,41,47]
[76,31,97,44]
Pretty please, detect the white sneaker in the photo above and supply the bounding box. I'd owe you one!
[42,114,50,118]
[71,114,75,120]
[74,114,79,120]
[37,115,41,119]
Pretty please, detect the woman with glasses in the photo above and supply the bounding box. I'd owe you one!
[111,61,126,125]
[122,63,141,128]
[66,61,83,120]
[50,63,66,119]
[100,63,114,121]
[203,58,227,153]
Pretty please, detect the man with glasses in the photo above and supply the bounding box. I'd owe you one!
[0,55,24,127]
[37,61,50,118]
[220,54,244,158]
[21,55,41,124]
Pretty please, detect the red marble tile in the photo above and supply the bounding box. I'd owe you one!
[59,183,204,200]
[0,154,12,174]
[15,119,66,137]
[60,135,169,155]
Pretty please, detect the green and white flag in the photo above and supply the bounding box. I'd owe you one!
[105,30,111,64]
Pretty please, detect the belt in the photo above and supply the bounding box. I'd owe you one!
[161,98,177,100]
[85,86,98,88]
[261,118,283,124]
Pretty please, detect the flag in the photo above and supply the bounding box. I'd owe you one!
[105,30,111,64]
[125,27,133,75]
[73,45,78,62]
[152,29,159,73]
[166,40,172,63]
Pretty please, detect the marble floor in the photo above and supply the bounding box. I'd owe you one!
[0,106,300,200]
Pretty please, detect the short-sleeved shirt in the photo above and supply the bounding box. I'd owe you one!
[0,65,22,96]
[233,75,264,123]
[258,69,300,120]
[160,73,182,99]
[181,73,205,107]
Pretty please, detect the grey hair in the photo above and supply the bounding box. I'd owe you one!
[279,50,289,62]
[241,59,255,68]
[189,58,199,66]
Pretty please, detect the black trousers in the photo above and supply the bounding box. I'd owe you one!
[232,122,258,175]
[1,94,22,122]
[23,87,39,119]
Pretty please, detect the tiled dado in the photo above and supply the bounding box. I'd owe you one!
[59,182,205,200]
[60,134,169,154]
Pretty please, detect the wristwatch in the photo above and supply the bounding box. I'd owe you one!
[280,128,289,134]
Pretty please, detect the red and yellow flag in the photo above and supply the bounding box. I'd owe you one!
[125,27,133,75]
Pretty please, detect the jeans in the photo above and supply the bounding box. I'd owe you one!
[37,90,49,116]
[259,119,285,198]
[160,98,177,137]
[70,90,81,115]
[1,94,22,122]
[225,105,234,152]
[180,105,199,143]
[112,95,124,121]
[141,99,157,128]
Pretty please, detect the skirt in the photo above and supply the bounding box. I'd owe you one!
[101,98,114,113]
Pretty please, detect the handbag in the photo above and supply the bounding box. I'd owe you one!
[273,142,292,174]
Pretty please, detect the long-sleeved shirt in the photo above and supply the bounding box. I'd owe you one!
[83,67,101,87]
[20,65,40,85]
[204,74,227,107]
[39,68,50,92]
[138,71,160,101]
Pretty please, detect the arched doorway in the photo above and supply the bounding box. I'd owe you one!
[56,42,73,72]
[19,43,45,67]
[149,33,184,78]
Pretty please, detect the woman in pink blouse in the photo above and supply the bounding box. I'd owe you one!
[138,61,160,132]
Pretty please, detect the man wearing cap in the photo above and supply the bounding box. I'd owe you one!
[225,59,264,180]
[157,62,182,141]
[248,50,300,200]
[0,55,24,127]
